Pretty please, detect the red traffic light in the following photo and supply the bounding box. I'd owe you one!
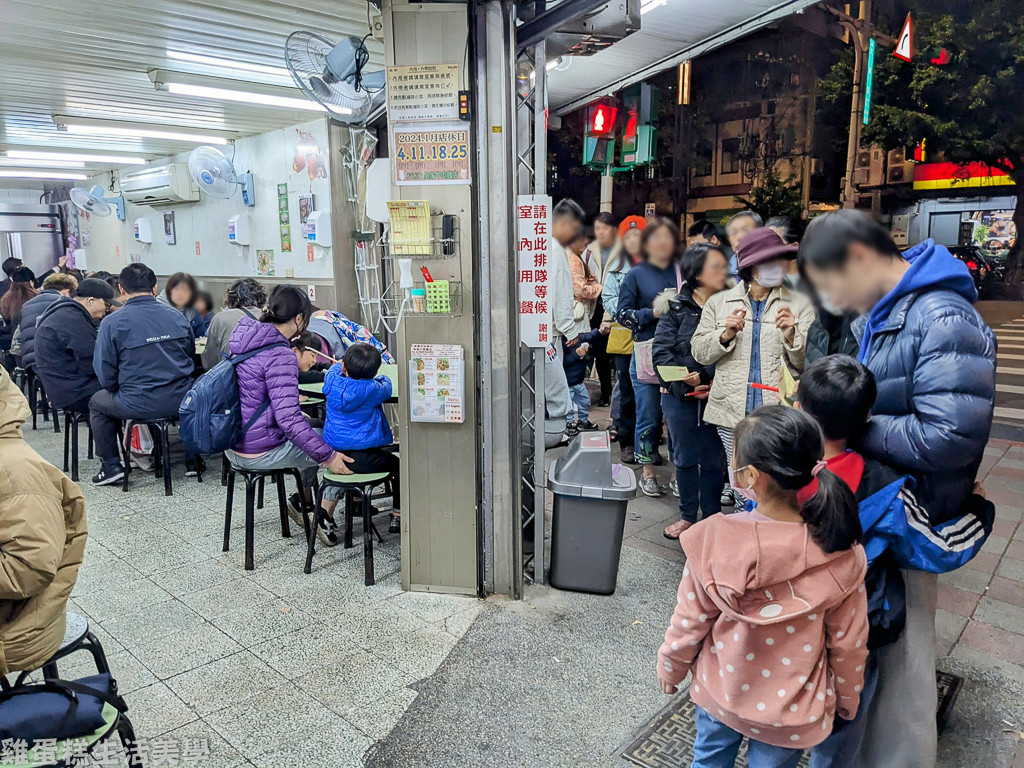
[930,48,952,66]
[965,260,978,272]
[590,104,618,136]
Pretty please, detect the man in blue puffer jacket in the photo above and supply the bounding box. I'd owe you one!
[323,343,400,533]
[799,210,995,768]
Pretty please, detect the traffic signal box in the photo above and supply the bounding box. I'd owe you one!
[583,100,618,169]
[619,83,658,168]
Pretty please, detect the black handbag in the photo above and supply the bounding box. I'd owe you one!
[0,673,127,745]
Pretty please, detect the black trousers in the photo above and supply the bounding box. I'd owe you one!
[590,332,613,401]
[662,394,724,524]
[612,353,636,449]
[89,389,189,470]
[345,448,401,510]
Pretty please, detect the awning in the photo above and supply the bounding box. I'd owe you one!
[548,0,821,115]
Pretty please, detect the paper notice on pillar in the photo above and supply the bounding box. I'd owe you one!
[517,194,553,349]
[392,123,470,186]
[409,345,465,423]
[386,64,460,122]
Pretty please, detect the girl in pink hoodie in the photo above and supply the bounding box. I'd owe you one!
[658,406,868,767]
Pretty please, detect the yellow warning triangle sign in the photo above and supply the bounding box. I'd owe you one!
[894,13,913,61]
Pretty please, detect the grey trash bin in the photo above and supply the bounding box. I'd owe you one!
[547,431,638,594]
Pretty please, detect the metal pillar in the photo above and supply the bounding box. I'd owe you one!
[514,30,548,586]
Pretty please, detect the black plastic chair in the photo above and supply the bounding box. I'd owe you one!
[121,417,197,496]
[27,370,59,433]
[223,466,311,570]
[62,410,93,482]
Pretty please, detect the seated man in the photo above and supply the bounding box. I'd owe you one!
[89,263,196,486]
[0,366,87,675]
[19,272,79,375]
[34,278,119,414]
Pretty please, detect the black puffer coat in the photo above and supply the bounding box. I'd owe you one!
[652,286,715,400]
[18,290,63,371]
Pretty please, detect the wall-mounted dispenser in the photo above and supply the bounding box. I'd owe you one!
[133,218,153,244]
[305,210,331,248]
[228,214,251,246]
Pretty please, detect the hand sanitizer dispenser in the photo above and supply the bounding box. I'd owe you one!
[305,210,331,248]
[228,214,251,246]
[133,218,153,244]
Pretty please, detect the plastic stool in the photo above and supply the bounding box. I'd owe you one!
[63,410,93,482]
[305,471,390,584]
[224,466,311,570]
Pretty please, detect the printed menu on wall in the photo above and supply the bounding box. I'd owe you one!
[408,344,465,423]
[386,64,460,122]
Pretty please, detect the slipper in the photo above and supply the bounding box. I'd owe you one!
[663,521,693,540]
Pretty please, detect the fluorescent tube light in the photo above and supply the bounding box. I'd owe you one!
[0,170,88,180]
[640,0,667,14]
[62,124,229,145]
[165,82,327,112]
[6,150,148,165]
[0,158,86,168]
[166,50,293,81]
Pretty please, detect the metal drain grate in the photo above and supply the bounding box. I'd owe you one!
[619,687,809,768]
[621,674,966,766]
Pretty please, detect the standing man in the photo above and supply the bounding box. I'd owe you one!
[799,209,996,768]
[34,278,119,415]
[89,263,196,485]
[583,212,620,406]
[545,199,584,446]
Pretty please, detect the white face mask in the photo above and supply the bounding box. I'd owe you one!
[818,292,843,316]
[755,262,786,288]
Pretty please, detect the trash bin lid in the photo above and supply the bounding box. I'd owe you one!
[547,432,638,500]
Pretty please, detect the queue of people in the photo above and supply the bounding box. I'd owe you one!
[538,201,998,767]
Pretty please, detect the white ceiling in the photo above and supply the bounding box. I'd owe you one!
[548,0,821,114]
[0,0,381,176]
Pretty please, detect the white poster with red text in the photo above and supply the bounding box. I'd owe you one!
[517,195,552,348]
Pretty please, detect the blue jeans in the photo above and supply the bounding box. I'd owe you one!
[568,382,590,424]
[662,394,724,524]
[629,352,662,464]
[808,654,880,768]
[693,707,803,768]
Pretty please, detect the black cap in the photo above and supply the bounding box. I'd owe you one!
[76,278,123,307]
[12,266,35,284]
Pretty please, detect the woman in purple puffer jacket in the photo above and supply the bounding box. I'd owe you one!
[225,285,353,546]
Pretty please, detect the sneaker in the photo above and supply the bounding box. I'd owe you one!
[578,419,600,431]
[185,456,206,478]
[595,397,611,408]
[388,512,401,534]
[670,478,679,497]
[640,475,662,498]
[92,464,125,486]
[316,512,339,547]
[620,446,636,464]
[287,493,306,526]
[720,487,735,506]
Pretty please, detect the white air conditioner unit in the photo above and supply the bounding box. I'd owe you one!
[119,163,200,206]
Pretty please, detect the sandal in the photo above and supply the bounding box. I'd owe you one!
[663,520,693,540]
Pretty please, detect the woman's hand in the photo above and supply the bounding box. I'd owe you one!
[775,306,796,344]
[691,384,711,400]
[653,306,663,319]
[599,320,612,335]
[682,371,702,387]
[327,452,354,475]
[720,308,746,343]
[660,680,678,695]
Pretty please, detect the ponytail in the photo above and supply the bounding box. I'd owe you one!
[799,468,861,553]
[735,406,862,554]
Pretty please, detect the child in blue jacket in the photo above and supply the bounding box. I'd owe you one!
[323,343,400,532]
[562,328,601,433]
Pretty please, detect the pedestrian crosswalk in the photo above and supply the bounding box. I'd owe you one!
[994,315,1024,424]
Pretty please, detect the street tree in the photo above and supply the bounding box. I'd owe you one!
[822,0,1024,282]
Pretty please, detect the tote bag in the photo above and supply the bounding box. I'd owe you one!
[606,324,633,356]
[633,263,683,385]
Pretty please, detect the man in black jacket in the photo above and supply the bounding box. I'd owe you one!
[89,263,195,486]
[34,278,119,413]
[19,273,78,373]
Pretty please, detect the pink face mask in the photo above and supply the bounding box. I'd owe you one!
[728,466,758,503]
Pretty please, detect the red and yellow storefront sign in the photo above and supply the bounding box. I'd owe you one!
[913,161,1014,191]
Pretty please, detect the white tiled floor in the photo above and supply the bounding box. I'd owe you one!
[21,420,480,768]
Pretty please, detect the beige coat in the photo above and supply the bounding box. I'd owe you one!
[691,282,814,429]
[0,368,87,674]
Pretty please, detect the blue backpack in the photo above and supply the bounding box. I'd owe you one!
[179,342,287,455]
